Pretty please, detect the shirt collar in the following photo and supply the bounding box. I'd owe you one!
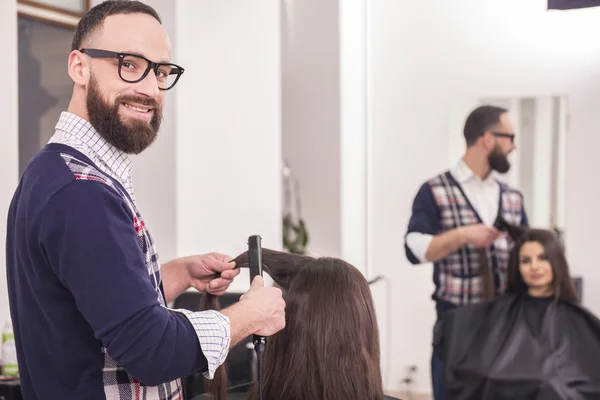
[451,159,495,184]
[51,111,133,186]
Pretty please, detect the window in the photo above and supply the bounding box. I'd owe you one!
[17,1,88,174]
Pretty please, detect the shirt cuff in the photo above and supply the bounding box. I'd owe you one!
[405,232,434,263]
[172,308,231,379]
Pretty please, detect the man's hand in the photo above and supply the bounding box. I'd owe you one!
[181,253,241,296]
[461,224,501,248]
[220,276,286,347]
[239,276,286,336]
[424,223,501,263]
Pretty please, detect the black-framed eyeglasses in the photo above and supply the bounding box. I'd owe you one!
[490,132,515,143]
[80,48,184,90]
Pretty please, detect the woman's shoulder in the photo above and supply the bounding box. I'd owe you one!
[384,395,402,400]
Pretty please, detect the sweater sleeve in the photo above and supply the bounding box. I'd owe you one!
[38,180,223,386]
[521,196,530,227]
[405,182,442,264]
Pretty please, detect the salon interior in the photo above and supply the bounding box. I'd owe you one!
[1,0,600,399]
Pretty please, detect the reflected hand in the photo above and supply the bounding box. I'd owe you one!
[461,224,501,248]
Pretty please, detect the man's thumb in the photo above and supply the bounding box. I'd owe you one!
[250,275,264,289]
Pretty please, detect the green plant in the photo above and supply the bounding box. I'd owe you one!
[282,214,309,254]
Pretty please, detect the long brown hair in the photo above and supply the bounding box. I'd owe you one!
[201,249,384,400]
[478,217,529,300]
[506,229,578,302]
[198,249,314,399]
[199,292,228,399]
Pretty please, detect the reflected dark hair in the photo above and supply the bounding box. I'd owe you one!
[72,0,161,51]
[201,249,384,400]
[506,229,578,302]
[479,217,528,300]
[463,105,508,146]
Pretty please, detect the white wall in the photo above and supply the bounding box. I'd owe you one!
[340,0,369,274]
[565,72,600,302]
[556,96,568,230]
[531,97,555,228]
[174,0,282,292]
[368,0,600,393]
[519,98,537,216]
[0,0,18,327]
[282,0,371,274]
[281,0,341,258]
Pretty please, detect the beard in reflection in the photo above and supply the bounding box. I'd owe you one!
[488,145,510,174]
[86,75,162,154]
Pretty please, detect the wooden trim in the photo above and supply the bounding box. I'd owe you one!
[18,11,78,30]
[16,0,90,29]
[18,0,87,18]
[17,2,84,29]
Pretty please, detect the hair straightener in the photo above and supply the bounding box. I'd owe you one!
[247,235,266,400]
[494,216,527,241]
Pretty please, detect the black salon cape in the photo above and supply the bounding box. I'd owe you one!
[434,293,600,400]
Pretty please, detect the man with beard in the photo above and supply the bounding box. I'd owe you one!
[404,105,529,400]
[5,1,286,399]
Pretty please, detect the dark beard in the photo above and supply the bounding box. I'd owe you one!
[86,76,162,154]
[488,146,510,174]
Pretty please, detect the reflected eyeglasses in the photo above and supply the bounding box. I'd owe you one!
[490,132,515,143]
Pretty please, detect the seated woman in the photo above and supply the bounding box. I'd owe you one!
[435,228,600,399]
[197,249,400,400]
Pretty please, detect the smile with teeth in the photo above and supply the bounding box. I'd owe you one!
[123,103,153,113]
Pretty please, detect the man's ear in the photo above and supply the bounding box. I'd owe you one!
[68,50,88,86]
[481,131,495,150]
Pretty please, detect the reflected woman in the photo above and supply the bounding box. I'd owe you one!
[435,228,600,400]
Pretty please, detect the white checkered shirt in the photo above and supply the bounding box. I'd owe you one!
[50,112,137,203]
[49,111,231,399]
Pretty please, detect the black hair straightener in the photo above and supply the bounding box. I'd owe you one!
[494,216,527,241]
[247,235,266,400]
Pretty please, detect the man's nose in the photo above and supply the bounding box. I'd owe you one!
[134,69,160,98]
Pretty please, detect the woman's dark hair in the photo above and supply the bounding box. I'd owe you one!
[479,217,528,300]
[506,228,578,302]
[200,249,384,400]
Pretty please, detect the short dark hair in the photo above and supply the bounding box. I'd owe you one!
[463,105,508,146]
[71,0,161,51]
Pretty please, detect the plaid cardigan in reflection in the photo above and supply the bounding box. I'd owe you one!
[429,171,525,305]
